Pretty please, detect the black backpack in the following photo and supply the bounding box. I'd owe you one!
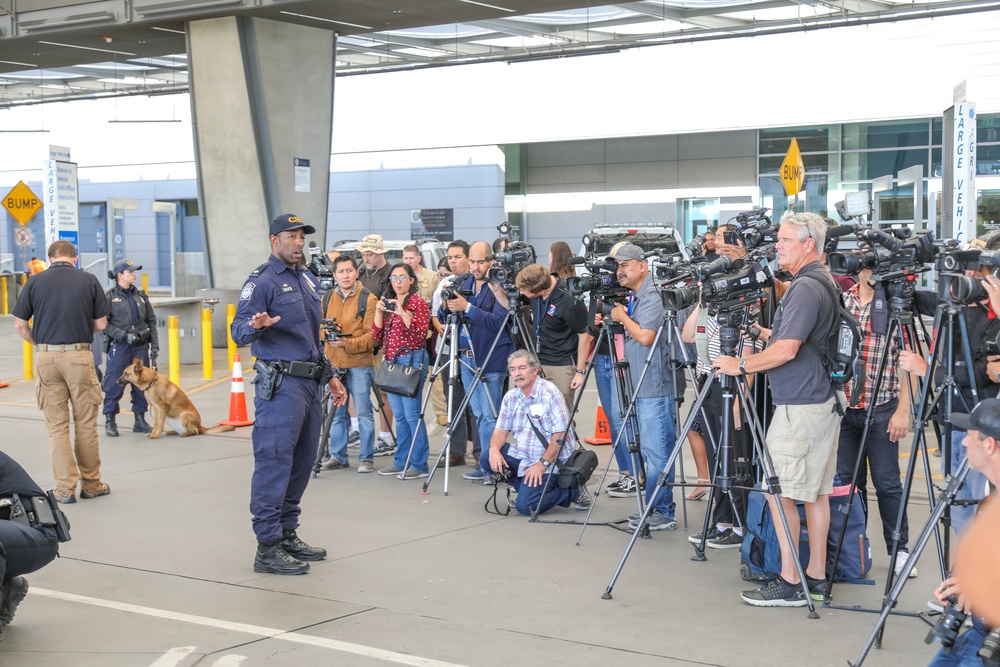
[801,274,863,412]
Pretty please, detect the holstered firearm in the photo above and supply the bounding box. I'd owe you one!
[253,360,282,401]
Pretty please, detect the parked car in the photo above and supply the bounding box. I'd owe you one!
[330,239,447,270]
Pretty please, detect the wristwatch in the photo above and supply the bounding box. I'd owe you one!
[541,459,551,468]
[738,360,748,376]
[575,369,586,375]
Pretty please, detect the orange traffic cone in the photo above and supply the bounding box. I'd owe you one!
[584,405,612,445]
[0,378,8,388]
[218,353,254,427]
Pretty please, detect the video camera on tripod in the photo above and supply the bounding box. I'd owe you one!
[935,243,1000,305]
[567,254,632,317]
[733,207,779,251]
[488,222,536,304]
[307,241,335,293]
[661,246,776,312]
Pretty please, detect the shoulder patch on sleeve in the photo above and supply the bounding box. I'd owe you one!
[240,283,256,300]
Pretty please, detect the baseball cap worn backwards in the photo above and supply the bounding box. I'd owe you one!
[951,398,1000,441]
[270,213,316,236]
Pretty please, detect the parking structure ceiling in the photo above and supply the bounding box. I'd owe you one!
[1,0,998,108]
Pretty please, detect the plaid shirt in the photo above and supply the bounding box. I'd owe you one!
[496,377,573,475]
[843,284,908,409]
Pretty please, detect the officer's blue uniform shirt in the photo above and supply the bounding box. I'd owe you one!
[232,254,322,362]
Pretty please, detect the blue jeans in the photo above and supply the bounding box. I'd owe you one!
[927,619,987,667]
[481,443,578,515]
[837,399,909,554]
[948,429,989,536]
[328,366,375,464]
[386,350,430,473]
[635,395,677,518]
[595,353,635,475]
[460,364,505,463]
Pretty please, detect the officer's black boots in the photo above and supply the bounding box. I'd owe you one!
[281,530,328,561]
[133,413,152,433]
[254,542,310,575]
[105,415,119,438]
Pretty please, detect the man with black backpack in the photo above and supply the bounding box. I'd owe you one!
[715,211,844,608]
[321,255,379,473]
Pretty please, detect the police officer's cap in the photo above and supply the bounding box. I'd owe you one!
[270,213,316,236]
[112,259,141,275]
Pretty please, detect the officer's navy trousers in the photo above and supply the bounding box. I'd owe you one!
[250,375,322,543]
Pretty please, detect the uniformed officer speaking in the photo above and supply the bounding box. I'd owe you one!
[102,259,158,437]
[232,214,347,575]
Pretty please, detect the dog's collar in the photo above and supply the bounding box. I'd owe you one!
[137,376,156,392]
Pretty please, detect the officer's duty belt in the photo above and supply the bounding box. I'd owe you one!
[36,343,91,352]
[267,359,326,381]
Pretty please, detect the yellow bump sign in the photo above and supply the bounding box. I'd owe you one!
[780,137,805,197]
[3,181,42,226]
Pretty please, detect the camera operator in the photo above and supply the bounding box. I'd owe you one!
[442,241,515,481]
[681,227,767,548]
[102,259,158,437]
[604,243,687,531]
[924,398,1000,666]
[481,350,582,515]
[898,248,1000,536]
[321,255,379,473]
[714,211,844,607]
[0,450,62,642]
[837,265,916,578]
[514,263,589,411]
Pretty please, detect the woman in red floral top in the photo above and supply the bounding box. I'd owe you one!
[372,263,431,479]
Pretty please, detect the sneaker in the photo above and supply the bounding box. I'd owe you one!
[688,525,721,545]
[608,475,637,498]
[79,483,111,499]
[0,577,29,626]
[707,528,744,550]
[893,551,918,579]
[606,473,628,493]
[575,486,593,510]
[347,430,360,446]
[321,458,349,471]
[463,467,486,481]
[374,438,395,457]
[927,599,944,613]
[52,488,76,504]
[357,461,374,474]
[398,468,429,480]
[628,510,676,531]
[378,464,404,476]
[806,575,829,601]
[741,577,808,607]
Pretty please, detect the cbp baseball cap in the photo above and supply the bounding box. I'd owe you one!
[951,398,1000,441]
[612,244,645,262]
[112,259,141,275]
[269,213,315,237]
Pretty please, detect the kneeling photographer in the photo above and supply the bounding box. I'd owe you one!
[897,237,1000,536]
[924,398,1000,667]
[482,350,585,515]
[0,449,69,642]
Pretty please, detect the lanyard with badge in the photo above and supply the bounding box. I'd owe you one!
[535,292,553,353]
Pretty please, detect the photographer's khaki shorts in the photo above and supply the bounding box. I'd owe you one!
[765,392,844,503]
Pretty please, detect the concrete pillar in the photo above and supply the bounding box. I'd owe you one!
[188,16,334,291]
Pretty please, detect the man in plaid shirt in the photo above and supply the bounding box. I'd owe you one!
[481,349,585,515]
[836,266,915,579]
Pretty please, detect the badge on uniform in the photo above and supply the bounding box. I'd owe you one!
[111,297,123,303]
[546,303,557,317]
[241,283,255,300]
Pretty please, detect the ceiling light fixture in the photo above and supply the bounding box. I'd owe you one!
[151,26,186,34]
[458,0,516,13]
[37,40,136,56]
[279,11,372,30]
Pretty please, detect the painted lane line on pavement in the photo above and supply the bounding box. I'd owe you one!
[33,588,467,667]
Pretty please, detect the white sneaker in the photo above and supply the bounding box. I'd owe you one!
[893,550,917,579]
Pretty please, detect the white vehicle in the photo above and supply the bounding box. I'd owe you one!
[576,224,688,261]
[330,238,448,270]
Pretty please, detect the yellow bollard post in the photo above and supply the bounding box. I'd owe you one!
[21,273,27,286]
[141,273,149,294]
[202,307,213,380]
[226,304,236,374]
[23,338,34,381]
[168,315,180,387]
[1,275,7,315]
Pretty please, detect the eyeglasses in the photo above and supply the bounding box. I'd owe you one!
[389,275,411,283]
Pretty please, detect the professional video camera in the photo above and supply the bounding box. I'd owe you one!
[488,222,536,302]
[307,241,335,293]
[661,249,775,312]
[733,207,779,251]
[320,318,352,341]
[935,242,1000,305]
[828,226,936,282]
[685,234,709,265]
[651,250,696,286]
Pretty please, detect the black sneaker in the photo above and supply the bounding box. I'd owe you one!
[688,525,721,545]
[740,577,808,607]
[254,542,309,575]
[806,575,829,601]
[280,530,327,561]
[608,475,637,498]
[706,528,744,550]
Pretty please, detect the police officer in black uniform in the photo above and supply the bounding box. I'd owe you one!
[0,450,64,642]
[232,214,347,575]
[102,259,158,437]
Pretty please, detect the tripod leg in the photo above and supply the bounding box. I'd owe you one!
[312,390,335,477]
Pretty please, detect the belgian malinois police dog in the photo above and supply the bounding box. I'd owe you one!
[118,358,235,439]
